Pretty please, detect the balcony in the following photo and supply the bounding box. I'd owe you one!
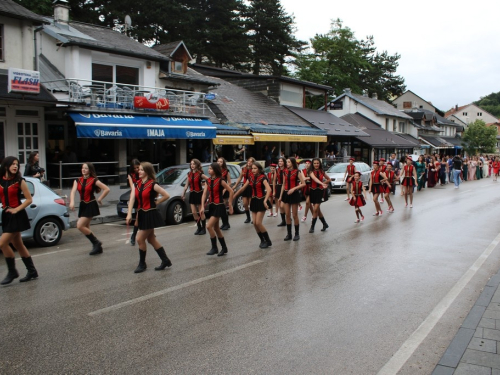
[42,79,212,117]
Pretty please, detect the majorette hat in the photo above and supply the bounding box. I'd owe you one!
[303,159,312,163]
[373,161,379,165]
[349,157,355,161]
[270,163,277,167]
[379,158,385,161]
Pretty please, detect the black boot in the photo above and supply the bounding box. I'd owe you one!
[262,231,272,248]
[19,257,38,282]
[320,217,329,232]
[217,237,228,256]
[206,237,218,255]
[220,213,230,230]
[244,210,251,224]
[277,213,286,227]
[154,247,172,270]
[309,218,317,233]
[130,226,138,246]
[86,233,103,255]
[293,225,300,241]
[1,257,19,285]
[134,250,147,273]
[257,232,267,248]
[198,219,206,235]
[284,224,292,241]
[194,220,202,235]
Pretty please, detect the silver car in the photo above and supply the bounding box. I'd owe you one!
[327,162,372,190]
[0,177,70,247]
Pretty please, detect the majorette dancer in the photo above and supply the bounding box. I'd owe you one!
[128,159,141,246]
[350,171,367,223]
[401,158,417,208]
[274,157,287,227]
[308,158,331,233]
[232,157,255,224]
[343,158,356,201]
[368,161,387,217]
[182,158,209,235]
[279,157,306,241]
[379,158,387,204]
[218,157,232,230]
[301,160,311,222]
[382,162,395,213]
[266,163,277,217]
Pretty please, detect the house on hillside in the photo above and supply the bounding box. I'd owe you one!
[445,103,499,125]
[392,90,437,113]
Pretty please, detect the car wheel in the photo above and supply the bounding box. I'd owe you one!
[166,201,184,225]
[34,217,62,247]
[233,195,245,214]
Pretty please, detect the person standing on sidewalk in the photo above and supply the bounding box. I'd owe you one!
[453,155,463,189]
[202,162,234,256]
[279,157,306,241]
[69,162,110,255]
[308,158,331,233]
[182,159,208,235]
[0,156,39,285]
[126,162,172,273]
[128,159,141,246]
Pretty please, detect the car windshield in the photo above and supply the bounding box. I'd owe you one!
[156,166,189,185]
[327,163,348,173]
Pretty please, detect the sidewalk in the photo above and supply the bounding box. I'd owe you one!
[433,267,500,374]
[56,184,125,228]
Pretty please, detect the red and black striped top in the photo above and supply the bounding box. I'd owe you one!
[353,181,363,195]
[385,170,395,184]
[346,164,356,176]
[403,165,414,177]
[266,171,274,184]
[276,167,285,185]
[250,173,268,198]
[129,172,140,188]
[0,177,24,208]
[77,176,98,203]
[380,164,387,173]
[242,167,251,183]
[187,171,203,192]
[221,168,229,182]
[302,168,311,185]
[135,179,158,211]
[283,169,300,191]
[310,170,326,189]
[207,177,224,204]
[371,170,382,184]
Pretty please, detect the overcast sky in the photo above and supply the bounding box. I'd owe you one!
[280,0,499,111]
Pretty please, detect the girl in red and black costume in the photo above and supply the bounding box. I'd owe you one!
[382,162,395,213]
[235,162,273,248]
[70,162,110,255]
[308,158,331,233]
[266,163,277,217]
[128,159,141,246]
[343,158,357,201]
[126,162,172,273]
[182,159,209,235]
[279,157,306,241]
[201,162,234,256]
[218,157,232,231]
[378,158,387,204]
[350,172,367,223]
[232,157,255,224]
[301,160,312,223]
[368,161,387,217]
[274,157,287,227]
[0,156,38,285]
[401,158,418,208]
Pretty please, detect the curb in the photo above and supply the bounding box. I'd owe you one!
[432,267,500,374]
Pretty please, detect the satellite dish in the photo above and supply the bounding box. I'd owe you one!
[125,15,132,28]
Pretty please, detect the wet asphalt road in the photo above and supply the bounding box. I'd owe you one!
[1,179,500,374]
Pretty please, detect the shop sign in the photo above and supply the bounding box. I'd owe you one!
[8,68,40,94]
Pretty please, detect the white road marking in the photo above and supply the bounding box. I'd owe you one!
[103,223,125,227]
[377,230,500,375]
[21,248,72,259]
[88,259,264,317]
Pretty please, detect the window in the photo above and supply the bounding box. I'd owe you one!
[0,25,3,61]
[385,118,389,130]
[172,61,183,73]
[478,112,482,116]
[17,122,39,164]
[393,119,397,132]
[403,101,412,109]
[463,112,468,116]
[92,63,139,85]
[399,122,406,133]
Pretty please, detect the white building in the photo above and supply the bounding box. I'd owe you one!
[445,103,499,125]
[392,90,437,113]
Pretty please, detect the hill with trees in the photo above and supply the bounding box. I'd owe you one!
[475,91,500,118]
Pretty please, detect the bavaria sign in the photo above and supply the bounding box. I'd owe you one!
[8,68,40,94]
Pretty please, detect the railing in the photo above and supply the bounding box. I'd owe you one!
[42,79,213,117]
[48,161,160,189]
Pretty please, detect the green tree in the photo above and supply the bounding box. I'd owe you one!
[461,119,497,156]
[474,91,500,118]
[13,0,53,16]
[244,0,306,75]
[294,19,405,103]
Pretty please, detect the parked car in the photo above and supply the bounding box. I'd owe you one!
[117,163,245,225]
[327,162,372,190]
[0,177,70,247]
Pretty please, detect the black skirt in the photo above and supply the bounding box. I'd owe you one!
[189,191,203,205]
[402,177,416,187]
[370,184,383,194]
[2,209,30,233]
[241,185,252,198]
[281,190,301,204]
[309,188,325,204]
[78,200,100,218]
[275,184,282,199]
[137,209,164,230]
[250,197,270,213]
[223,190,229,199]
[208,203,226,218]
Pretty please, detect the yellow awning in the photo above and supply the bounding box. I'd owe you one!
[252,133,327,142]
[213,135,255,145]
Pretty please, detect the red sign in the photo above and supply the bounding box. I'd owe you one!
[133,96,169,110]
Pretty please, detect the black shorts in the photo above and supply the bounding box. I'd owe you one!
[208,203,226,218]
[370,184,383,194]
[2,209,30,233]
[250,197,270,213]
[78,200,100,218]
[137,209,164,230]
[189,191,203,205]
[281,190,301,204]
[309,188,325,204]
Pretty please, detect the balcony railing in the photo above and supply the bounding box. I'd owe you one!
[42,79,212,117]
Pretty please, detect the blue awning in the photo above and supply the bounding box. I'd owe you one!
[69,112,216,139]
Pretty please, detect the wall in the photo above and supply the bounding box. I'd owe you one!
[453,104,499,125]
[0,16,35,70]
[393,91,435,112]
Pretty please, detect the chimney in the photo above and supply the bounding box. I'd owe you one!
[372,92,378,100]
[343,88,351,95]
[53,0,70,24]
[455,104,458,111]
[362,90,368,97]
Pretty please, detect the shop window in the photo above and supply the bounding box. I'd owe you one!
[0,25,3,61]
[17,122,39,164]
